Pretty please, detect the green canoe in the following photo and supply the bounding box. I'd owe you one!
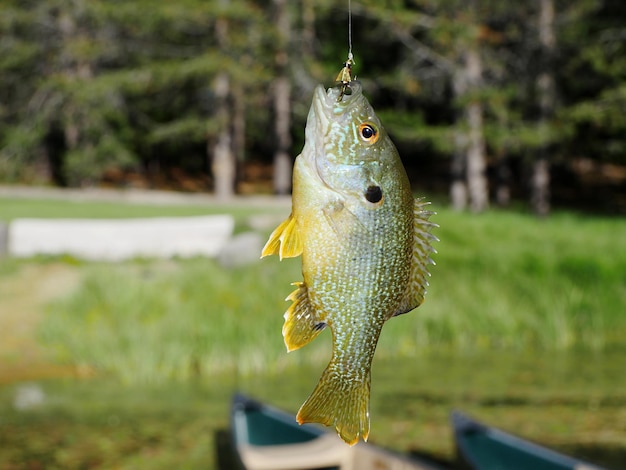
[230,393,445,470]
[452,411,607,470]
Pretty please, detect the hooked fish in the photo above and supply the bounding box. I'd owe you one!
[261,80,437,445]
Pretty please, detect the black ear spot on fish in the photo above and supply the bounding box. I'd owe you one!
[365,185,383,204]
[358,122,379,144]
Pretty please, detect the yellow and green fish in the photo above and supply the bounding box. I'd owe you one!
[262,79,437,445]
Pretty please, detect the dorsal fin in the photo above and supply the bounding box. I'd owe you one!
[394,198,438,316]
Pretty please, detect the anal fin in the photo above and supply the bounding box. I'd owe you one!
[283,282,326,352]
[261,213,303,260]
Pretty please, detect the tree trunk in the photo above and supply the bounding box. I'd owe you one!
[57,8,93,186]
[494,99,512,208]
[451,36,488,212]
[533,0,556,216]
[273,75,292,195]
[531,157,550,215]
[450,129,468,211]
[495,153,511,207]
[301,0,315,58]
[451,58,467,211]
[210,2,236,200]
[465,46,489,213]
[272,0,292,195]
[211,72,235,200]
[232,82,246,183]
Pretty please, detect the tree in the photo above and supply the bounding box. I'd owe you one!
[0,0,134,185]
[453,13,489,213]
[272,0,293,195]
[1,0,625,213]
[532,0,556,216]
[210,0,236,199]
[0,0,271,191]
[561,0,626,168]
[358,0,490,212]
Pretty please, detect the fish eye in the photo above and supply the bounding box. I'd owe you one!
[358,123,379,144]
[365,185,383,204]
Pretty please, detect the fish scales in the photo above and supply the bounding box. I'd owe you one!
[262,81,436,445]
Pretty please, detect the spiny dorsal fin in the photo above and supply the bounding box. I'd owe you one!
[261,213,303,260]
[394,198,438,316]
[283,281,326,352]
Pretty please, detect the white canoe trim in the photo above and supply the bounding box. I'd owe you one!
[238,434,440,470]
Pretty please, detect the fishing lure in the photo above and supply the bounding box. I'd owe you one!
[335,55,355,100]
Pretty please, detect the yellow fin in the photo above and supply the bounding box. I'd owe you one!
[297,361,371,446]
[394,198,439,316]
[283,282,325,352]
[261,213,303,260]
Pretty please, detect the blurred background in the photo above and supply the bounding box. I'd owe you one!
[1,0,625,213]
[0,0,625,469]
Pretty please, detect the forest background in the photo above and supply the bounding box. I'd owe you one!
[1,0,625,216]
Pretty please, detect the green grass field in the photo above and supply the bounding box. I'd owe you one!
[37,207,626,382]
[1,195,625,469]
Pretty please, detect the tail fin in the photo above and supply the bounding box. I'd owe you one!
[296,362,371,446]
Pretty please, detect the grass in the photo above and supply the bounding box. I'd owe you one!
[0,197,220,220]
[1,351,625,469]
[0,195,289,233]
[37,207,626,382]
[41,259,311,381]
[380,209,626,352]
[0,379,233,469]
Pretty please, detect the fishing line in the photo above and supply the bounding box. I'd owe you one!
[335,0,355,99]
[348,0,354,61]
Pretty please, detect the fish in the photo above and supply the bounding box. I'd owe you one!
[261,80,437,446]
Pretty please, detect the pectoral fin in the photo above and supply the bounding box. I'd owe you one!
[283,282,326,352]
[261,213,303,260]
[394,199,438,316]
[322,200,364,245]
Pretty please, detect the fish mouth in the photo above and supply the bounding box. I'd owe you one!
[312,81,363,123]
[314,80,362,115]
